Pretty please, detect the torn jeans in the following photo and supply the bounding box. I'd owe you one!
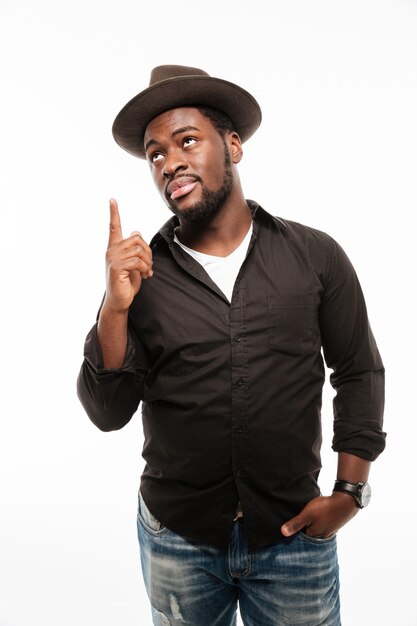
[137,492,340,626]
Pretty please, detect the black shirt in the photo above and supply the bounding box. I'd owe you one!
[77,201,385,550]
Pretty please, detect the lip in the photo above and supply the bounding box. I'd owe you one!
[167,176,198,200]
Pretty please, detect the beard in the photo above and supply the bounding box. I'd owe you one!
[165,142,233,225]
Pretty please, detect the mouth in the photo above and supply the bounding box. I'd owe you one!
[167,176,199,200]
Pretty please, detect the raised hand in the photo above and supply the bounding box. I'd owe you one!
[97,199,153,368]
[104,198,153,313]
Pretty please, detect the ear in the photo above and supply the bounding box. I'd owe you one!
[227,131,243,164]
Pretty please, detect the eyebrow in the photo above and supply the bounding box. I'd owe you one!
[144,126,200,154]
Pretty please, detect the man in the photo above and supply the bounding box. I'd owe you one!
[77,65,385,626]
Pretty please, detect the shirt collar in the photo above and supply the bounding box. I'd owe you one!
[150,200,286,250]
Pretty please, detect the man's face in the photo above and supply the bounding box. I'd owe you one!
[144,107,239,224]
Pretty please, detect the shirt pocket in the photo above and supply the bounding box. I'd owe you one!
[266,295,318,356]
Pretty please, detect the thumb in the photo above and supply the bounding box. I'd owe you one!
[281,513,309,537]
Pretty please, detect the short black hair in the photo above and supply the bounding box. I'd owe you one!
[196,106,236,136]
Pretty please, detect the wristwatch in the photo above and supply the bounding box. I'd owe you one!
[333,480,372,509]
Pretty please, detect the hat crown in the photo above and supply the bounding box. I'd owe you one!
[149,65,210,86]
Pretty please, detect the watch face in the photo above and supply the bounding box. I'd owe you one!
[360,482,372,507]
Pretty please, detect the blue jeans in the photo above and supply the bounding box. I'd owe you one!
[137,493,341,626]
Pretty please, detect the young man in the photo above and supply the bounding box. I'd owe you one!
[77,65,385,626]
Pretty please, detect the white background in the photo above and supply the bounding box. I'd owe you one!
[0,1,415,624]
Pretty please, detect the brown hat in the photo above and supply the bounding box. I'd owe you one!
[112,64,262,159]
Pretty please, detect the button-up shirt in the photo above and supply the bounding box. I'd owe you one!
[77,201,385,550]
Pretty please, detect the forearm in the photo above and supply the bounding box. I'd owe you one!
[97,300,129,369]
[337,451,371,483]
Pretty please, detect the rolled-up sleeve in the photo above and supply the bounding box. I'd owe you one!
[76,323,147,432]
[319,239,386,460]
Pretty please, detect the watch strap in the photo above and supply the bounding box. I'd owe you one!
[333,480,359,496]
[333,480,364,507]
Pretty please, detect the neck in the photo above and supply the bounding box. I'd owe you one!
[176,193,252,256]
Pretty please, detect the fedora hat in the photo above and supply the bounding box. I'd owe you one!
[112,64,262,159]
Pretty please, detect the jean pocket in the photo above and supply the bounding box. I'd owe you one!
[138,492,167,536]
[298,530,337,545]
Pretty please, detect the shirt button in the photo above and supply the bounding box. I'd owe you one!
[234,335,241,342]
[237,378,244,387]
[236,425,244,433]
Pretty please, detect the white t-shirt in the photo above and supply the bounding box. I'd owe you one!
[174,224,253,302]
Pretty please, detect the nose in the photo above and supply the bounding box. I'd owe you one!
[162,151,187,179]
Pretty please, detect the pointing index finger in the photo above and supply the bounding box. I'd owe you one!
[108,198,123,247]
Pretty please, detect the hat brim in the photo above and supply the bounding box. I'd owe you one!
[112,75,262,159]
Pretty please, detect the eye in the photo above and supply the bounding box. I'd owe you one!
[151,151,164,164]
[183,137,197,148]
